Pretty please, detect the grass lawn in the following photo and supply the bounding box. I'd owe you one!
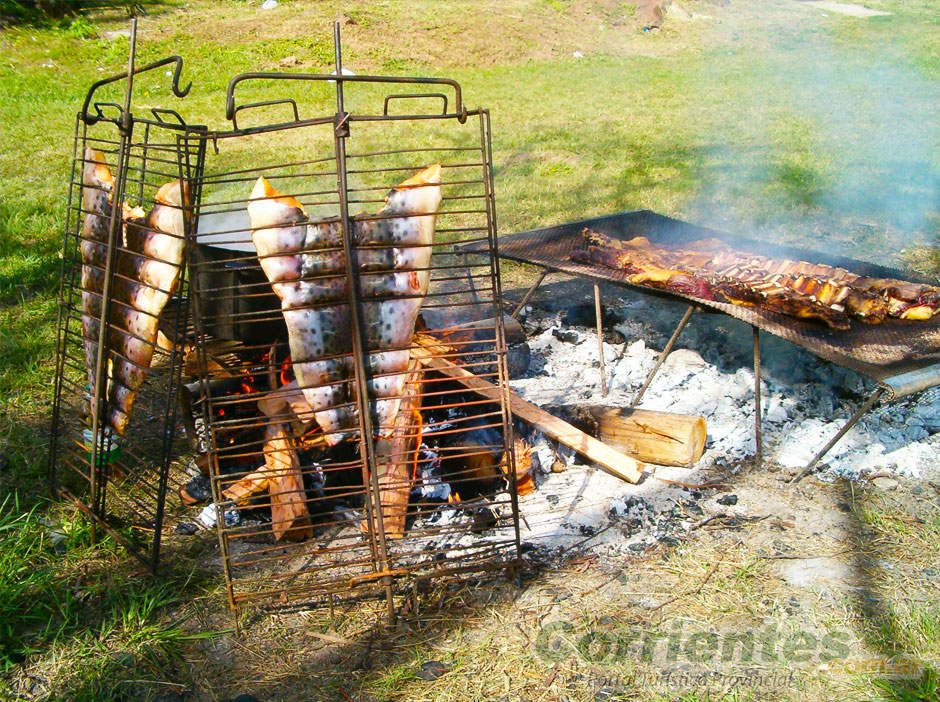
[1,0,938,699]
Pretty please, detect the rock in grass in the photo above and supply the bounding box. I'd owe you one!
[716,494,738,506]
[872,477,899,491]
[174,522,198,536]
[415,660,449,681]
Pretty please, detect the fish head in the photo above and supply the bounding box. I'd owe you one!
[247,176,308,227]
[381,163,442,216]
[83,147,114,191]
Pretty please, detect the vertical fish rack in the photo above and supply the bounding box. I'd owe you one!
[47,23,205,571]
[186,24,521,620]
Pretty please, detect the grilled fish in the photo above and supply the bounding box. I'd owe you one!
[79,148,187,435]
[247,164,441,445]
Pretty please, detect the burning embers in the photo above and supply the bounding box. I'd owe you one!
[571,228,940,330]
[179,344,524,545]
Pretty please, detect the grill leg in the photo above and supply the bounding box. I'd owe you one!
[595,284,607,397]
[631,304,696,408]
[464,259,480,305]
[511,268,551,319]
[753,326,762,460]
[790,386,887,484]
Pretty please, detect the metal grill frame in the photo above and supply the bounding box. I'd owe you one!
[465,209,940,472]
[47,23,206,571]
[182,25,523,623]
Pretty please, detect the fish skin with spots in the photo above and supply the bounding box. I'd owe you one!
[248,164,442,444]
[80,147,187,435]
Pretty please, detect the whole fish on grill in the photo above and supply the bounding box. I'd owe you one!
[571,228,940,329]
[247,164,441,445]
[80,148,187,435]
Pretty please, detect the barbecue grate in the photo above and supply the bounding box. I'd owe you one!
[49,24,522,622]
[466,210,940,381]
[47,25,205,571]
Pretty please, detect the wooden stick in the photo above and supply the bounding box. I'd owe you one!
[412,336,644,483]
[222,388,316,542]
[367,360,424,538]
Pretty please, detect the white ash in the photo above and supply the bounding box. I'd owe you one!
[512,300,940,481]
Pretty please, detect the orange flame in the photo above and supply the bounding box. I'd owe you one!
[412,409,423,481]
[280,356,293,387]
[448,491,462,504]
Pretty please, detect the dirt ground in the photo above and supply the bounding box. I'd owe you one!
[150,278,940,702]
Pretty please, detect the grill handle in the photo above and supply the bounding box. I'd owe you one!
[80,55,191,126]
[225,72,466,123]
[880,363,940,400]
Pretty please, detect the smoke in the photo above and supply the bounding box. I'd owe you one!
[689,24,940,265]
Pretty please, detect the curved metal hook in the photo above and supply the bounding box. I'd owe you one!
[81,55,192,126]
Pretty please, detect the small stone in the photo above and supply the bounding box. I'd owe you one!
[415,660,449,681]
[552,328,580,344]
[562,302,606,327]
[923,568,938,578]
[506,343,531,377]
[911,485,923,495]
[836,502,851,512]
[174,522,198,535]
[872,477,899,491]
[110,651,135,667]
[261,0,278,8]
[279,55,298,66]
[603,330,626,345]
[628,542,647,552]
[716,494,738,506]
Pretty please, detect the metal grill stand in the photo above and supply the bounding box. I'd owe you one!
[48,19,204,571]
[489,211,940,471]
[183,24,521,622]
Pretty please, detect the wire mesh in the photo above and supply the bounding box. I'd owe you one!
[460,210,940,382]
[48,106,203,570]
[185,72,522,615]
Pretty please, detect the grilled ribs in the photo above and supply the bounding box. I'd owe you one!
[570,229,940,330]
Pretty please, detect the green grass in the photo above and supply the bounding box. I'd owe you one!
[1,0,939,698]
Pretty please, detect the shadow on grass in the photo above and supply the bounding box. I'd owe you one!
[0,2,171,28]
[838,481,940,702]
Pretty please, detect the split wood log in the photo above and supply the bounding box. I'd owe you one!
[508,436,536,495]
[411,336,644,483]
[221,387,316,542]
[366,360,424,538]
[544,405,706,467]
[589,406,705,466]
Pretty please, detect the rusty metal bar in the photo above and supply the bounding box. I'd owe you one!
[791,387,886,483]
[595,284,607,398]
[330,21,396,625]
[630,304,696,408]
[753,326,762,460]
[511,268,550,319]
